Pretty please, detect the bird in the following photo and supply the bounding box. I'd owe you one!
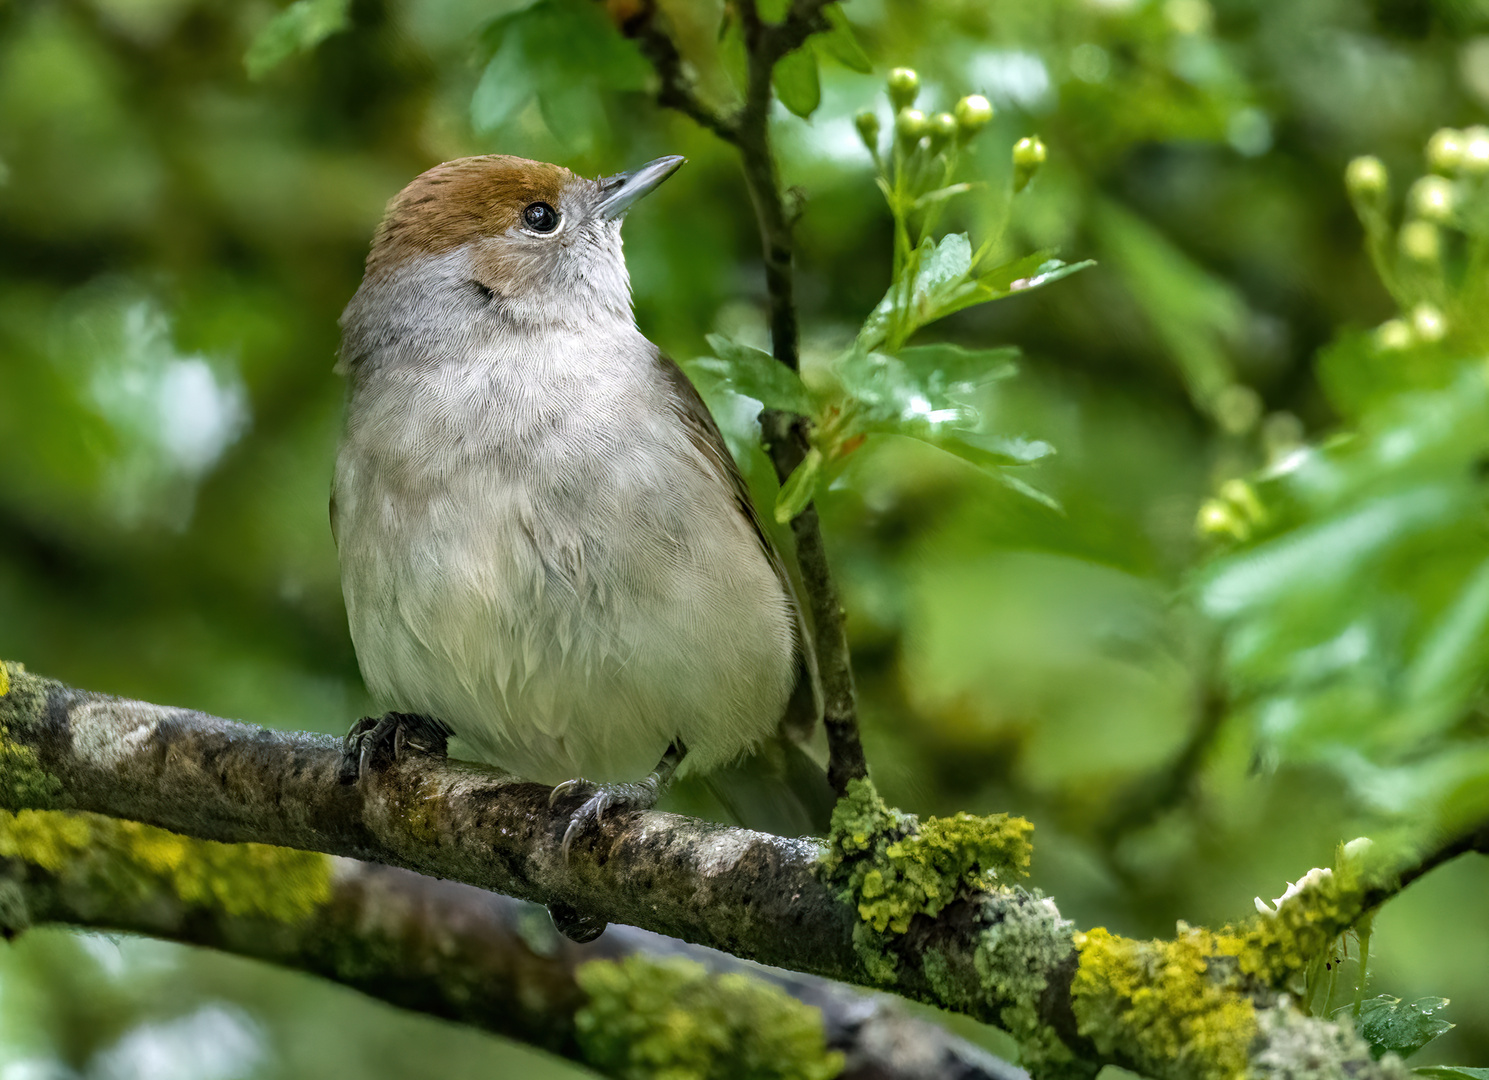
[330,154,823,919]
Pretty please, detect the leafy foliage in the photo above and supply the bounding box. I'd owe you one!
[1353,997,1456,1061]
[244,0,351,80]
[700,72,1087,522]
[472,0,649,150]
[1196,130,1489,849]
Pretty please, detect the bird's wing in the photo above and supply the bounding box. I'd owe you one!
[653,350,823,741]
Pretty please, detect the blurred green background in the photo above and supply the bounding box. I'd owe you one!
[3,0,1489,1074]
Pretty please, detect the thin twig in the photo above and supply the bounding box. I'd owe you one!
[614,0,867,793]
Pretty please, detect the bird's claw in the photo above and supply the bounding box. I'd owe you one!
[339,712,450,784]
[550,778,661,860]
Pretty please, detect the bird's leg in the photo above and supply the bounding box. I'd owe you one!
[339,712,451,783]
[545,740,687,943]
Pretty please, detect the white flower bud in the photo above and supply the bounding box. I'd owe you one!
[894,108,927,149]
[1408,175,1456,223]
[954,94,994,139]
[1345,156,1387,204]
[1012,136,1046,192]
[1398,220,1441,262]
[1219,478,1265,524]
[927,112,958,151]
[887,68,920,110]
[1197,498,1248,541]
[1411,303,1446,342]
[1463,126,1489,175]
[1375,319,1413,350]
[1426,128,1466,174]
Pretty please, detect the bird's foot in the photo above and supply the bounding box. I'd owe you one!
[548,775,669,857]
[543,741,687,943]
[546,900,607,944]
[339,712,450,783]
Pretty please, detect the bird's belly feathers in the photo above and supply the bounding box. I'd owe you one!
[334,362,794,785]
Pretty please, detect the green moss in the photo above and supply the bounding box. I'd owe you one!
[1071,925,1255,1080]
[0,663,62,809]
[0,809,332,922]
[820,777,1032,943]
[574,955,844,1080]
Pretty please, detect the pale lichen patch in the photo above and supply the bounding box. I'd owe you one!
[974,887,1084,1077]
[70,698,162,771]
[1250,999,1410,1080]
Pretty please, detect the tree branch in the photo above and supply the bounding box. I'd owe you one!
[0,814,1024,1080]
[614,0,868,794]
[0,664,1450,1080]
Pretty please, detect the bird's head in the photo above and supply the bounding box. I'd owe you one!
[353,153,685,336]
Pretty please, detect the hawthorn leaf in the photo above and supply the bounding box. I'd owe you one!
[819,4,872,72]
[774,43,822,118]
[698,335,813,415]
[245,0,351,80]
[1352,996,1454,1060]
[775,447,824,523]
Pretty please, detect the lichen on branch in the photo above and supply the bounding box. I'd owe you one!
[575,954,845,1080]
[821,777,1033,934]
[818,777,1033,981]
[0,808,332,928]
[0,662,1440,1080]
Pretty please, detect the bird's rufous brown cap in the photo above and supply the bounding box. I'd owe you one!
[366,155,575,278]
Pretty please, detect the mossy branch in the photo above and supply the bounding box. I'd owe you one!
[1,662,1472,1079]
[0,806,1020,1080]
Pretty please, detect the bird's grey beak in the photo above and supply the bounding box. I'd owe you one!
[596,156,686,221]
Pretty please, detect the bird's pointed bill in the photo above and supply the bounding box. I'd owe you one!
[596,156,686,220]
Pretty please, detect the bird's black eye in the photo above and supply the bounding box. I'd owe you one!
[523,202,559,233]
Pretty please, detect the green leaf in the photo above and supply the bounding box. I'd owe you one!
[1416,1068,1489,1079]
[894,344,1019,386]
[989,468,1064,512]
[244,0,351,80]
[828,344,1057,510]
[775,447,824,523]
[1352,996,1454,1060]
[818,4,872,72]
[471,32,532,132]
[470,0,649,143]
[980,254,1097,298]
[697,335,813,415]
[930,433,1061,511]
[947,431,1055,466]
[1404,556,1489,708]
[912,184,977,211]
[773,43,822,119]
[917,233,974,295]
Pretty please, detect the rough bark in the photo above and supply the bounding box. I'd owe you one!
[3,839,1024,1080]
[0,664,1451,1080]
